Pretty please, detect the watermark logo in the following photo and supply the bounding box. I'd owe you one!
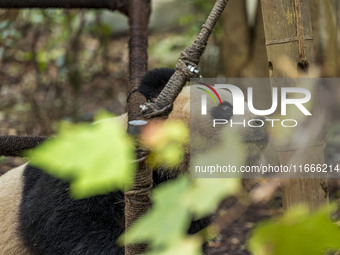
[197,82,222,114]
[199,83,312,116]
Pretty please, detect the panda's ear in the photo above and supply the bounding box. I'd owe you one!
[138,68,175,100]
[210,101,233,120]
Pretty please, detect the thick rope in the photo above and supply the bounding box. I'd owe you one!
[141,0,229,118]
[0,135,47,157]
[294,0,308,67]
[124,148,152,255]
[124,151,152,217]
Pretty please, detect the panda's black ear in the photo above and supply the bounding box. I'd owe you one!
[210,101,233,120]
[138,68,175,101]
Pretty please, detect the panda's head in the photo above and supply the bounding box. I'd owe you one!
[133,68,268,176]
[168,83,268,170]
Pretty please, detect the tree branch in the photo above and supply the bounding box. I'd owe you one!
[0,135,47,157]
[141,0,229,118]
[0,0,130,15]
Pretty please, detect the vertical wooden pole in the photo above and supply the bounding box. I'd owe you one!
[127,0,150,121]
[260,0,328,211]
[125,1,151,255]
[261,0,314,77]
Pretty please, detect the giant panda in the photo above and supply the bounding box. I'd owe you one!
[0,68,268,255]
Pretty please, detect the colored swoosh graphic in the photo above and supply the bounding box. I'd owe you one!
[197,82,222,106]
[197,87,217,106]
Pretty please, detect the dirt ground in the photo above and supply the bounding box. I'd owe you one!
[207,202,282,255]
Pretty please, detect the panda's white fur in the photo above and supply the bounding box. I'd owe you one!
[0,164,30,254]
[0,69,267,254]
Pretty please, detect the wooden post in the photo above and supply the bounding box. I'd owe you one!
[277,145,327,210]
[260,0,328,211]
[125,1,151,255]
[261,0,314,77]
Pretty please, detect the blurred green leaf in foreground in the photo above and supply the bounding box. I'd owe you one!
[249,205,340,255]
[27,113,136,199]
[122,177,240,255]
[142,120,189,169]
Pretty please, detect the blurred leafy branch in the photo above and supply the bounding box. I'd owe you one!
[27,112,340,255]
[249,205,340,255]
[27,114,240,254]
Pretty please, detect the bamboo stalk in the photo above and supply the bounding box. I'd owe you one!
[260,0,328,211]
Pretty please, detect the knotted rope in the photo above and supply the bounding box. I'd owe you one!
[294,0,309,69]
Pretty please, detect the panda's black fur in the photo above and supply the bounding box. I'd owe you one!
[18,68,209,255]
[138,68,175,101]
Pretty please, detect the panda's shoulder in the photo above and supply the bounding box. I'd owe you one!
[21,165,124,212]
[22,165,45,194]
[20,165,72,217]
[19,165,125,254]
